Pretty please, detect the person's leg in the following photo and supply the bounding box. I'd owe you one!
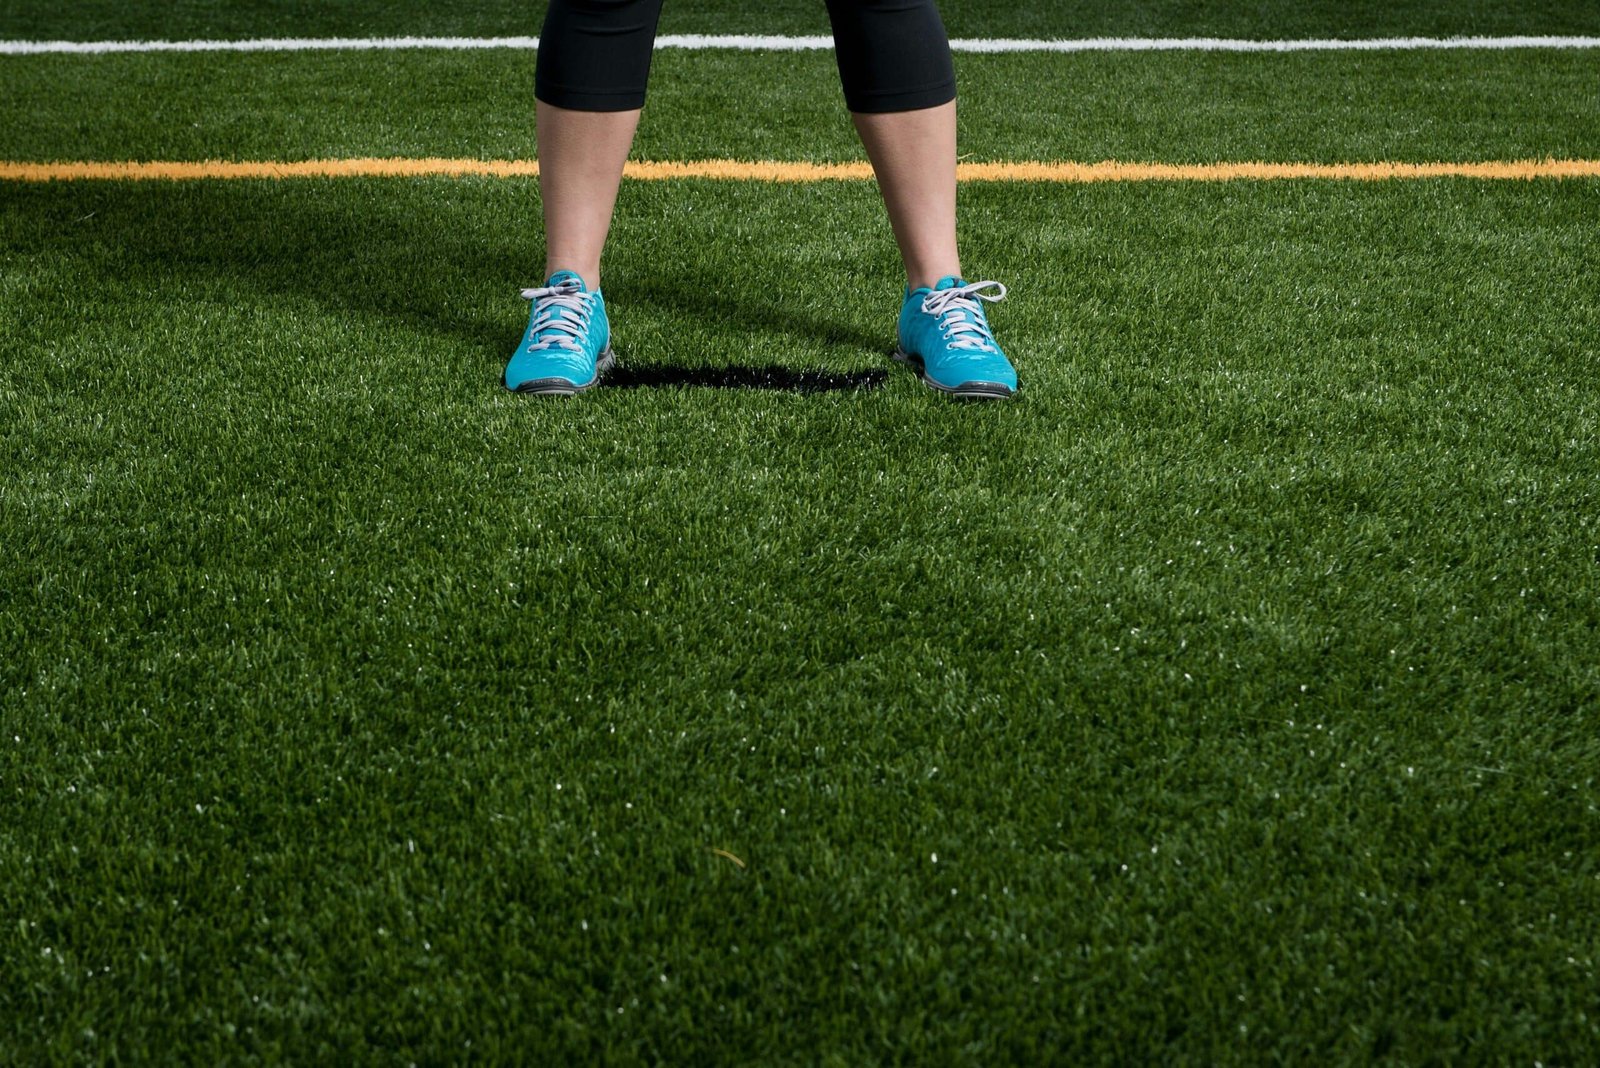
[823,0,961,290]
[507,0,662,393]
[825,0,1017,398]
[536,102,641,291]
[534,0,665,291]
[850,102,960,292]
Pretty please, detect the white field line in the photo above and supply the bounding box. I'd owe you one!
[3,34,1600,56]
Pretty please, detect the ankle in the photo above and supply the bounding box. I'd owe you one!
[546,263,601,291]
[906,265,961,291]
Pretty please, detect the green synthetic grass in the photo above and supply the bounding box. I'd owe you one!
[5,2,1600,1064]
[7,174,1600,1064]
[5,49,1600,166]
[5,0,1600,41]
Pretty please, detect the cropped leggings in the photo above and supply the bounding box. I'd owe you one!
[536,0,957,114]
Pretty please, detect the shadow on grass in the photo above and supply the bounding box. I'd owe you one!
[4,183,898,391]
[623,275,887,356]
[604,363,887,392]
[597,272,893,391]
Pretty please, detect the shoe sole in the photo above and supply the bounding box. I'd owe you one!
[508,348,617,396]
[892,347,1016,400]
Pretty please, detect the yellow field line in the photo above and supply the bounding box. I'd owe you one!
[2,157,1599,183]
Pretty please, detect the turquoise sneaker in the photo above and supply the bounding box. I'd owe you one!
[894,276,1017,399]
[503,270,616,395]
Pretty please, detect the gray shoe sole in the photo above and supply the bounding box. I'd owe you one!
[892,347,1016,400]
[508,347,617,396]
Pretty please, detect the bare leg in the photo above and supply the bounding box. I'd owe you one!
[536,100,642,291]
[852,100,962,291]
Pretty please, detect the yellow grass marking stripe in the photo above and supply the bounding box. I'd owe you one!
[3,158,1599,183]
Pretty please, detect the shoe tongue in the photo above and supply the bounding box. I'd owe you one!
[933,275,968,292]
[546,269,588,291]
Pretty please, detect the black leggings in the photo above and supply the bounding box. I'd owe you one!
[536,0,957,114]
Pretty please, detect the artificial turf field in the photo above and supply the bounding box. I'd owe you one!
[3,1,1599,1062]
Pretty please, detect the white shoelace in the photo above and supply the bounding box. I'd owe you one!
[519,278,593,352]
[922,280,1007,352]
